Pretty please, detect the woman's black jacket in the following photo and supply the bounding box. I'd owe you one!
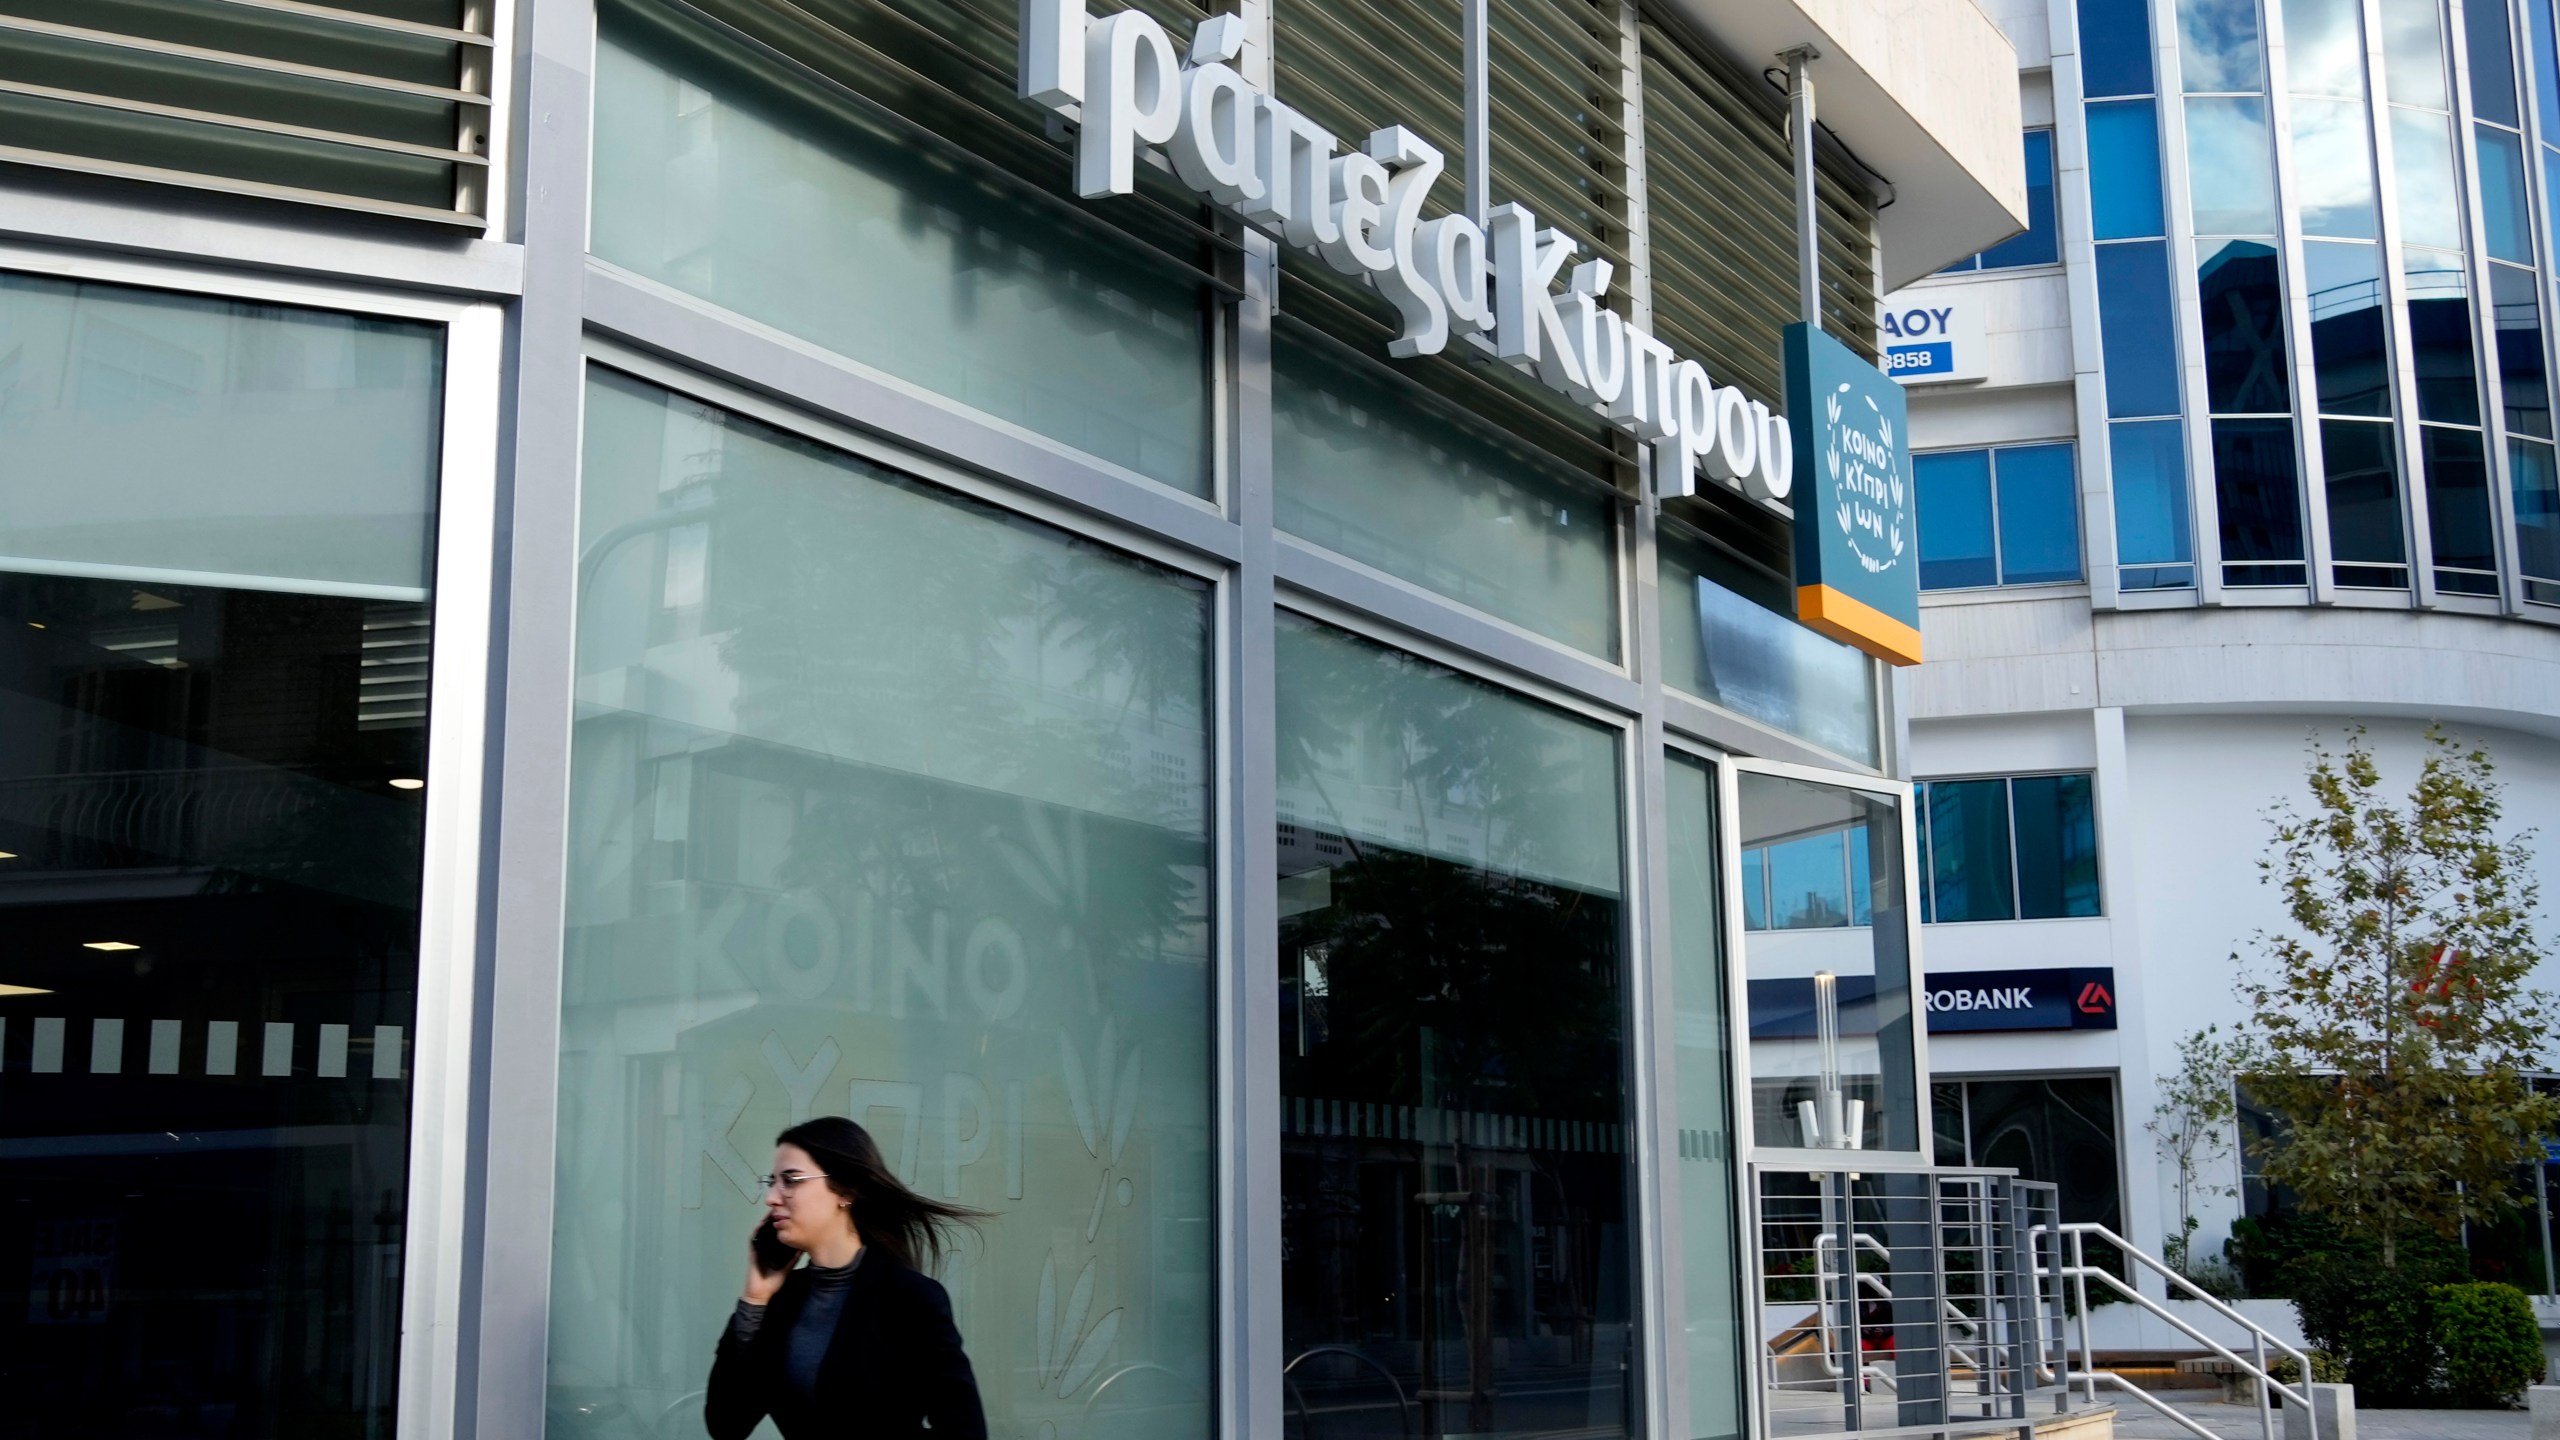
[705,1254,987,1440]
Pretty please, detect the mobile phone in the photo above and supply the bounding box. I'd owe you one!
[751,1218,796,1277]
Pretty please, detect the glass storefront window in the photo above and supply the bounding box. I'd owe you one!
[1739,772,1917,1154]
[0,273,445,1436]
[1666,753,1744,1440]
[589,11,1214,497]
[1273,336,1618,660]
[548,371,1217,1440]
[1657,530,1880,766]
[1274,613,1635,1440]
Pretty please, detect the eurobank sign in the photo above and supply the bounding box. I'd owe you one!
[1017,0,1792,507]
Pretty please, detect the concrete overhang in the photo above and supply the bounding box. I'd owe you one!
[1661,0,2029,288]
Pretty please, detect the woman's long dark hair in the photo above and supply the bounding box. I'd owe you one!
[777,1116,987,1272]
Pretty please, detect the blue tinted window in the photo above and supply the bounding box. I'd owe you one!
[2533,0,2560,138]
[2080,0,2159,96]
[2493,264,2550,439]
[1767,830,1851,929]
[2110,418,2195,574]
[1850,827,1874,927]
[2088,102,2168,238]
[1925,779,2015,923]
[2097,241,2182,415]
[2426,425,2498,578]
[1976,131,2062,269]
[2466,0,2520,126]
[2408,254,2481,426]
[2477,127,2533,265]
[1918,450,1999,589]
[2179,0,2265,91]
[1741,846,1769,931]
[1997,444,2084,583]
[2185,97,2276,234]
[2213,417,2305,583]
[2303,240,2391,416]
[2011,775,2102,918]
[2514,438,2560,582]
[2199,240,2292,413]
[2323,418,2406,568]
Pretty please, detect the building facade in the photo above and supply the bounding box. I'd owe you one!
[0,1,2024,1438]
[1890,0,2560,1337]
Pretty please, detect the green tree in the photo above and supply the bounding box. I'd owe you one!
[2147,1025,2240,1276]
[2236,727,2559,1268]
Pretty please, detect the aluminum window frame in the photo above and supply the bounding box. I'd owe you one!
[0,238,504,1440]
[1912,768,2109,925]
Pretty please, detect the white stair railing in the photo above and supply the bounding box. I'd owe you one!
[2036,1222,2321,1440]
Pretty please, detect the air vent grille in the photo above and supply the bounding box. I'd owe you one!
[0,0,495,226]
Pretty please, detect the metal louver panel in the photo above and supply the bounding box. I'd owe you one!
[359,602,431,731]
[1488,0,1626,274]
[1639,17,1881,408]
[0,0,497,225]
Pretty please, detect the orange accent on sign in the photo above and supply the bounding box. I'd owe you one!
[1796,584,1924,666]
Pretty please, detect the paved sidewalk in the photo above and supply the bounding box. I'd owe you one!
[2104,1391,2528,1438]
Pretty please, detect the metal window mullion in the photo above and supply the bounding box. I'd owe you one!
[2284,5,2346,603]
[1988,445,2011,584]
[2172,7,2225,603]
[2051,0,2128,608]
[2448,0,2533,610]
[2513,0,2560,619]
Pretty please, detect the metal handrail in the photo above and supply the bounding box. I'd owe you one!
[1282,1344,1416,1440]
[2036,1221,2319,1440]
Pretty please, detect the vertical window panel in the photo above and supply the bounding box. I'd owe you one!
[2476,126,2535,264]
[2011,774,2102,919]
[1665,754,1746,1440]
[2514,437,2560,582]
[2199,239,2294,413]
[2098,241,2184,415]
[2425,425,2501,588]
[1974,130,2063,269]
[2212,417,2307,584]
[1996,444,2087,583]
[2467,0,2521,126]
[2111,418,2198,584]
[1925,779,2016,923]
[2533,0,2560,138]
[2303,240,2393,416]
[2493,264,2553,438]
[2081,0,2160,97]
[2408,254,2484,425]
[2185,98,2278,233]
[2284,0,2371,96]
[1917,450,1999,589]
[2321,418,2410,580]
[2379,0,2452,108]
[1768,830,1852,929]
[2291,98,2380,239]
[2179,0,2266,90]
[2390,109,2465,252]
[2089,101,2169,238]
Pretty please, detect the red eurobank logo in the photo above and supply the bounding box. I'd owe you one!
[2077,980,2114,1016]
[1923,967,2119,1033]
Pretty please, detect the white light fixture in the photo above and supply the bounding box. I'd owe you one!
[0,983,52,997]
[389,778,425,791]
[83,940,140,952]
[0,850,16,859]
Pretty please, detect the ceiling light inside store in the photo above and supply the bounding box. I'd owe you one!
[390,778,424,791]
[83,941,139,952]
[130,591,181,611]
[0,984,52,998]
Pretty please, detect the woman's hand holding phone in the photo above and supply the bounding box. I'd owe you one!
[742,1218,793,1304]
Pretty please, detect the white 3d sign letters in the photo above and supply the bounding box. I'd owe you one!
[1020,0,1792,502]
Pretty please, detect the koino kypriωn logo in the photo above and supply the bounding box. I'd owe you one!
[1825,383,1906,575]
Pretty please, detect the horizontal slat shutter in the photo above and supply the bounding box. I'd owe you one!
[0,0,495,225]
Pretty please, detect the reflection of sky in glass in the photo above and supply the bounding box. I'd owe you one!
[2291,98,2378,238]
[2179,0,2264,91]
[2475,126,2532,264]
[2379,0,2450,108]
[2184,96,2275,233]
[2404,247,2469,299]
[2472,0,2520,126]
[2390,109,2462,250]
[1765,830,1849,929]
[2110,418,2194,565]
[2284,0,2368,97]
[2303,240,2391,416]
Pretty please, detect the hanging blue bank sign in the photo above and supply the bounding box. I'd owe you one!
[1786,322,1923,666]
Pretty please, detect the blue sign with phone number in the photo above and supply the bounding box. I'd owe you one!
[1885,343,1952,377]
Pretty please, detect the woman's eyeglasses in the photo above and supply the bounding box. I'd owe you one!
[759,1170,829,1194]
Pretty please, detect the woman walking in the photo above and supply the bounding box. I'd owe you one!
[706,1116,988,1439]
